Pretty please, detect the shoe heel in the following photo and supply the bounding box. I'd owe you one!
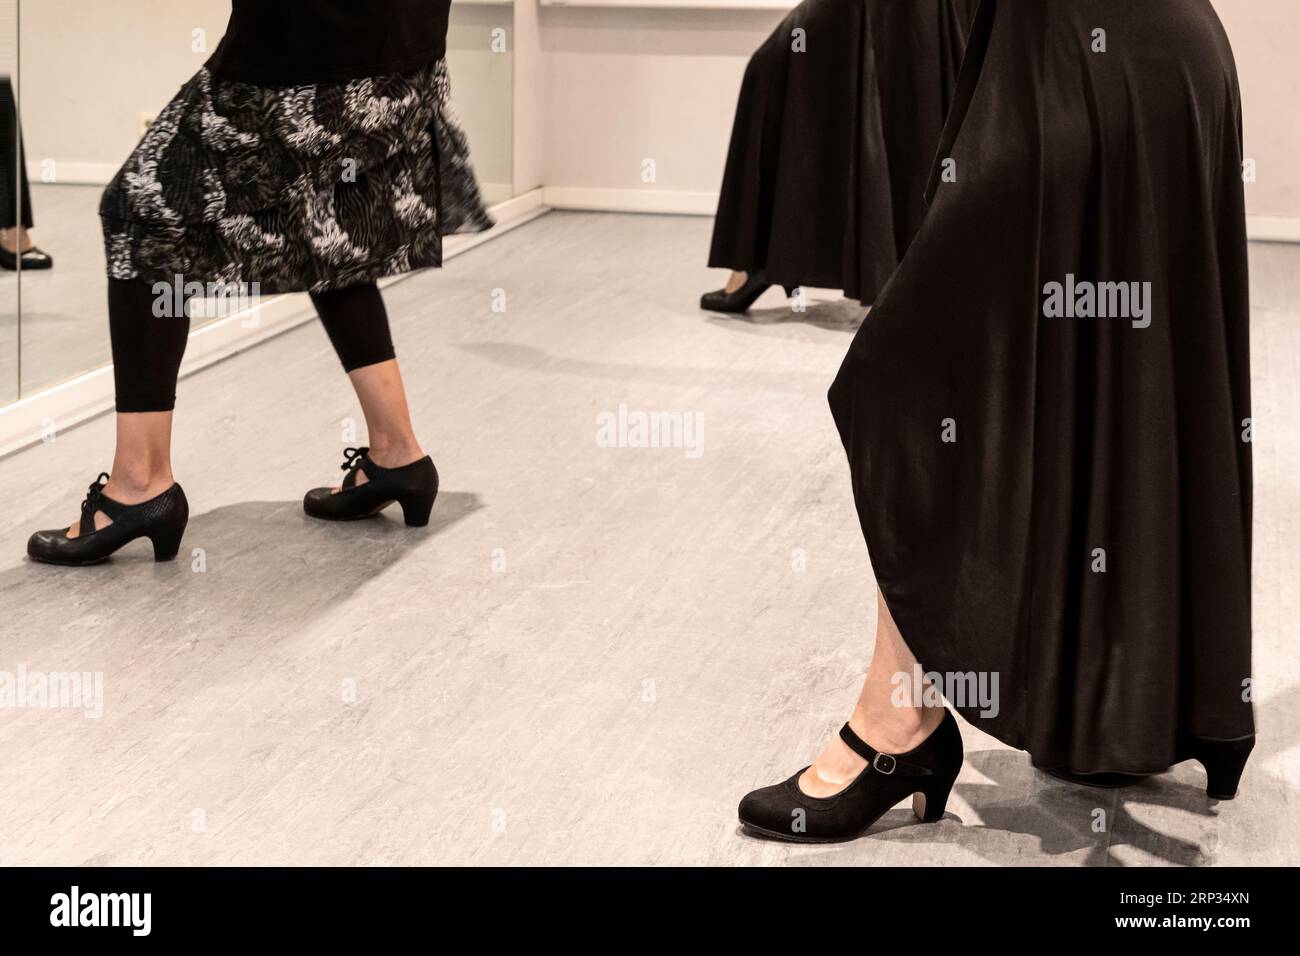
[150,526,185,562]
[1196,737,1254,800]
[399,492,436,528]
[912,776,956,823]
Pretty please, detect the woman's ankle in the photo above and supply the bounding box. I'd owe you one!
[366,436,424,467]
[105,468,175,502]
[849,701,945,754]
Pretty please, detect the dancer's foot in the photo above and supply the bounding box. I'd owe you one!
[321,441,425,493]
[303,446,438,526]
[700,271,773,314]
[0,227,54,270]
[63,472,176,538]
[798,702,946,798]
[724,270,749,293]
[28,472,188,565]
[738,709,964,843]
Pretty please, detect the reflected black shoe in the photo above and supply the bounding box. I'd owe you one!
[700,273,776,314]
[738,708,964,843]
[0,246,54,270]
[27,473,189,566]
[303,447,438,527]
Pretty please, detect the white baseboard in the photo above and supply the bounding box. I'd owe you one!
[1247,216,1300,243]
[26,161,119,186]
[542,186,718,216]
[0,188,548,459]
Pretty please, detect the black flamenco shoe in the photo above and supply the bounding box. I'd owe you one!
[27,472,189,566]
[0,246,54,270]
[738,709,964,843]
[700,272,796,314]
[1189,736,1254,800]
[303,446,438,527]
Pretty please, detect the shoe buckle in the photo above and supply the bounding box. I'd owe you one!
[872,753,897,775]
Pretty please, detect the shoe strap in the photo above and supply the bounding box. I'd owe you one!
[340,447,370,490]
[838,723,933,778]
[78,473,129,537]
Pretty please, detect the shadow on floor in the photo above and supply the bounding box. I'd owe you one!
[706,297,867,335]
[0,492,483,660]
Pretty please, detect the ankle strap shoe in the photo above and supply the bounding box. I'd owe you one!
[738,709,964,843]
[27,473,188,566]
[303,447,439,527]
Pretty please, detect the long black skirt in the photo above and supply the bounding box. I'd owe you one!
[100,59,492,295]
[708,0,978,305]
[828,0,1254,773]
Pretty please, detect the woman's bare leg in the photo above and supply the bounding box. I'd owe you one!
[332,359,425,491]
[799,587,947,797]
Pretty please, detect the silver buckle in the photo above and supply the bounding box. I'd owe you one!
[873,753,897,775]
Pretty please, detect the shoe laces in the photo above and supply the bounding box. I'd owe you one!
[81,472,110,515]
[340,447,369,473]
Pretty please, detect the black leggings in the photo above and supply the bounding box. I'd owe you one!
[108,279,396,412]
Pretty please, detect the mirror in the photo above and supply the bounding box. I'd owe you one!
[448,1,515,206]
[7,0,516,406]
[0,0,17,404]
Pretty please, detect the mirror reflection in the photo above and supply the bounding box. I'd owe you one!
[8,0,514,404]
[0,0,18,403]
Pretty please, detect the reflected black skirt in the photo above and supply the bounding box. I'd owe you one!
[828,0,1254,774]
[99,59,492,295]
[708,0,978,304]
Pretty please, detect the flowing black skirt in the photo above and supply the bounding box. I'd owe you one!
[100,59,492,295]
[708,0,978,305]
[828,0,1254,773]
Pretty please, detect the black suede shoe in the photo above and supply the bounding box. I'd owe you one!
[303,447,438,527]
[0,245,54,271]
[739,709,964,843]
[700,273,775,314]
[27,473,189,566]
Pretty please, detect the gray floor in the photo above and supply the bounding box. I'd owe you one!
[0,211,1296,866]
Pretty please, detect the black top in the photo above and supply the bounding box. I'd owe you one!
[207,0,452,87]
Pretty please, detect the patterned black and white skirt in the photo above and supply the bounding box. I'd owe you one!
[100,59,493,295]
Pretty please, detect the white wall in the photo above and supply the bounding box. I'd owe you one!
[536,0,1300,225]
[17,0,515,196]
[0,0,16,77]
[20,0,230,180]
[1214,0,1300,223]
[448,6,516,201]
[11,0,1299,222]
[539,7,782,200]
